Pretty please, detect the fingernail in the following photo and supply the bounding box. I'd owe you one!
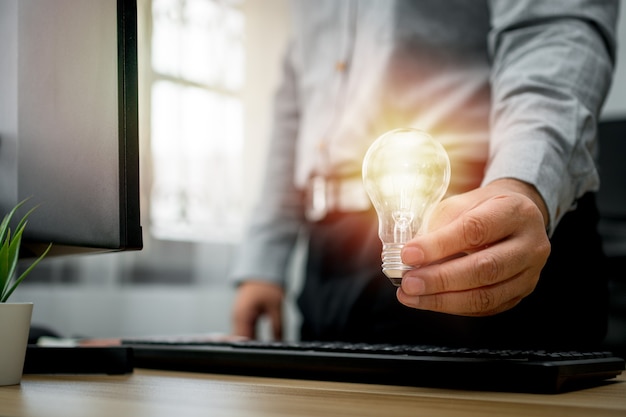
[396,287,419,307]
[403,276,425,295]
[401,245,424,265]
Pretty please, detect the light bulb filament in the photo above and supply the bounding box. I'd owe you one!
[392,210,414,243]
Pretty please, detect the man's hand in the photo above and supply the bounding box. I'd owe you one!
[232,280,284,340]
[397,178,551,316]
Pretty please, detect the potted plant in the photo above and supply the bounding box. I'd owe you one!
[0,199,52,386]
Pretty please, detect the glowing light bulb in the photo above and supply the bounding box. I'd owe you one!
[362,128,450,286]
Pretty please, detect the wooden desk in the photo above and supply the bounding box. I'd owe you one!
[1,370,625,417]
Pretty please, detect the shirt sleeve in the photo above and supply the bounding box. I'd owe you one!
[483,0,618,235]
[229,42,305,287]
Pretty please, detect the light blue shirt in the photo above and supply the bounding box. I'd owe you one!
[231,0,618,286]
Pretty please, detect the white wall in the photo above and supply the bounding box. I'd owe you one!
[12,2,626,341]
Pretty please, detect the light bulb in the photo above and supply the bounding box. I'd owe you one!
[362,128,450,286]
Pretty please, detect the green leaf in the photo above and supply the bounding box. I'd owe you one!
[15,205,38,236]
[0,198,52,303]
[3,222,27,300]
[0,229,9,297]
[1,242,52,302]
[0,199,27,243]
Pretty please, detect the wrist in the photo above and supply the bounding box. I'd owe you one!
[486,178,549,229]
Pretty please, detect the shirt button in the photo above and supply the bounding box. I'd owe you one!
[335,61,347,72]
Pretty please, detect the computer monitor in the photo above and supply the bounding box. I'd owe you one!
[0,0,142,258]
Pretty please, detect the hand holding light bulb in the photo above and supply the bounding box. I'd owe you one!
[395,179,551,316]
[362,128,450,286]
[363,129,551,317]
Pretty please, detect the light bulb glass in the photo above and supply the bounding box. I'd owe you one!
[362,128,450,286]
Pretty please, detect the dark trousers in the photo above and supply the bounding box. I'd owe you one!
[297,193,608,350]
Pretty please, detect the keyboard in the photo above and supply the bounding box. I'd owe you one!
[121,337,625,393]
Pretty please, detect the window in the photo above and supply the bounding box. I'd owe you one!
[148,0,245,242]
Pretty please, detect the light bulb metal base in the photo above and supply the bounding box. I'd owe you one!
[381,243,413,287]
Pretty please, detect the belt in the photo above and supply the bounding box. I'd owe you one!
[304,175,372,222]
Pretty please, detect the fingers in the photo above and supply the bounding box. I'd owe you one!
[402,194,524,266]
[404,240,523,294]
[397,241,540,316]
[233,309,258,339]
[397,282,527,316]
[232,281,284,340]
[397,186,550,317]
[233,305,283,340]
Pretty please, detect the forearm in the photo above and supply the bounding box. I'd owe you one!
[485,0,618,235]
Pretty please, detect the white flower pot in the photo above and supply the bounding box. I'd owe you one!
[0,302,33,386]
